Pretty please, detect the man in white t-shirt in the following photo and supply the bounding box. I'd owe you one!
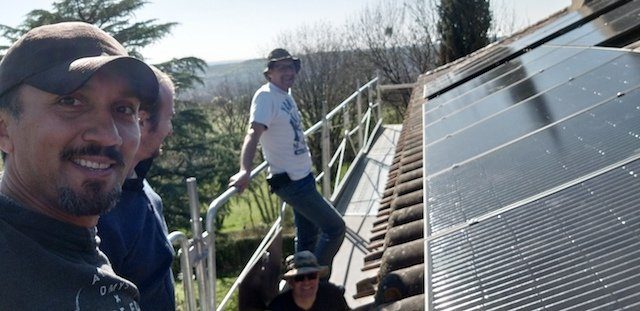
[229,48,345,277]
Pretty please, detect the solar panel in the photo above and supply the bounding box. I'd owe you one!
[425,48,624,146]
[425,49,636,174]
[427,83,640,232]
[422,0,631,100]
[508,0,630,50]
[428,159,640,310]
[548,0,640,46]
[424,46,582,113]
[360,1,640,309]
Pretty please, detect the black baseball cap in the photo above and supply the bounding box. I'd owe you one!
[0,21,158,105]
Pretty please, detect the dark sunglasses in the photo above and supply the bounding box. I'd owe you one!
[293,272,319,282]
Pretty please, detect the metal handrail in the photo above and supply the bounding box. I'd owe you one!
[304,78,379,135]
[169,76,382,310]
[216,202,286,310]
[168,231,196,310]
[204,161,267,309]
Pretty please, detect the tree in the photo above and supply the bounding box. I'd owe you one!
[154,57,207,96]
[437,0,492,65]
[0,0,208,94]
[149,106,239,231]
[489,1,526,42]
[345,0,438,119]
[1,0,170,58]
[347,0,437,85]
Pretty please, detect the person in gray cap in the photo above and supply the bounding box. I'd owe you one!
[268,251,350,310]
[229,48,346,277]
[0,21,158,310]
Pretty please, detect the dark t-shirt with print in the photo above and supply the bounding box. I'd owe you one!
[0,194,141,310]
[268,282,350,311]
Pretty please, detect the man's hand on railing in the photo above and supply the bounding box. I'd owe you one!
[228,170,250,193]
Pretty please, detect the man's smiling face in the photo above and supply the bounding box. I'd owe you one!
[0,63,141,221]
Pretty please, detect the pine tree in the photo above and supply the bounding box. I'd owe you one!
[0,0,206,91]
[437,0,492,65]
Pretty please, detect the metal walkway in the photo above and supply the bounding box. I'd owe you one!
[329,124,402,308]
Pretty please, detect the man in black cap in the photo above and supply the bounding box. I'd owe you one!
[268,251,350,310]
[0,21,158,310]
[229,48,346,277]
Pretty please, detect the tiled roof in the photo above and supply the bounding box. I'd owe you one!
[353,0,640,309]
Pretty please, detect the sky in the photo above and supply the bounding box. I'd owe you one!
[0,0,571,63]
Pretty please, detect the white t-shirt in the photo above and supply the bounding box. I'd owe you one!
[250,83,312,181]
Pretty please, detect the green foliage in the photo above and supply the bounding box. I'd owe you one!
[215,233,295,276]
[155,57,207,93]
[0,0,205,97]
[437,0,492,65]
[240,175,281,226]
[174,276,239,311]
[222,192,296,233]
[149,107,242,232]
[0,0,175,59]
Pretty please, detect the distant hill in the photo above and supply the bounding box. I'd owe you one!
[182,58,265,102]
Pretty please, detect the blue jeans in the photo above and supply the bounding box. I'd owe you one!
[274,174,346,269]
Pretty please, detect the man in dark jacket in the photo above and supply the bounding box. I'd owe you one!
[0,22,158,309]
[97,66,176,310]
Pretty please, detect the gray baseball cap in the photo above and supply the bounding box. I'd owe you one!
[0,21,158,105]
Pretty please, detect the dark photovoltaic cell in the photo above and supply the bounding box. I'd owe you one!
[423,46,582,113]
[428,159,640,310]
[427,85,640,233]
[425,50,640,174]
[506,12,583,52]
[422,0,630,99]
[547,0,640,46]
[425,47,623,137]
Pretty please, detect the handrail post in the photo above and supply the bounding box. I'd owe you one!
[375,72,382,121]
[356,81,364,150]
[343,99,350,138]
[186,178,210,311]
[321,100,331,198]
[342,98,350,145]
[368,80,374,123]
[169,231,197,311]
[206,224,217,311]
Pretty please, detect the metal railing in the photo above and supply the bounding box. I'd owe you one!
[169,76,382,310]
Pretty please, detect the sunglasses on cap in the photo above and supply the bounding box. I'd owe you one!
[293,272,319,282]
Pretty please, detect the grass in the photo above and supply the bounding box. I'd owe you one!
[175,276,238,310]
[220,196,269,233]
[220,181,295,235]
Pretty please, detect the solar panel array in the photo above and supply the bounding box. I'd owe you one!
[423,0,640,309]
[422,0,637,100]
